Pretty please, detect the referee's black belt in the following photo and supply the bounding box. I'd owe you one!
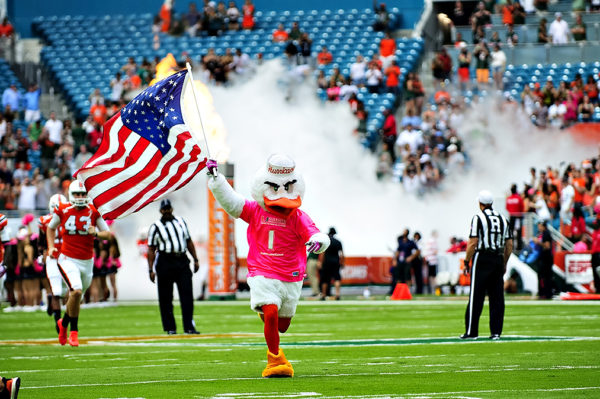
[477,249,503,256]
[158,252,188,258]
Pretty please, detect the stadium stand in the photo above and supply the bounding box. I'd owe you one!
[0,59,22,95]
[31,7,423,150]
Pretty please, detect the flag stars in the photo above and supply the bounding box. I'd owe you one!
[155,96,160,101]
[162,88,167,93]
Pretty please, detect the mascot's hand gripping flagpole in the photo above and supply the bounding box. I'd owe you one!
[185,62,213,161]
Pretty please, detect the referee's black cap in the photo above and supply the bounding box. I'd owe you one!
[160,198,172,210]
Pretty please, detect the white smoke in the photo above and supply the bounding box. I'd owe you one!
[115,60,591,299]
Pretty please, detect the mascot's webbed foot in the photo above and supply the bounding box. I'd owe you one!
[262,348,294,378]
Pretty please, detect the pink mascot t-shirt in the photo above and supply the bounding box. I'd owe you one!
[240,200,320,282]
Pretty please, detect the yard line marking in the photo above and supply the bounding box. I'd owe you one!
[0,332,262,346]
[1,363,187,374]
[209,394,321,398]
[2,335,598,349]
[8,335,593,348]
[205,387,600,399]
[22,369,600,390]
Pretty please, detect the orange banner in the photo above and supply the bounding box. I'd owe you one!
[207,168,237,299]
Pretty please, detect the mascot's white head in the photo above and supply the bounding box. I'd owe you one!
[251,154,306,218]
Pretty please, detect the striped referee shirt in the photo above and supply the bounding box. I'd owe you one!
[469,208,512,252]
[148,216,191,254]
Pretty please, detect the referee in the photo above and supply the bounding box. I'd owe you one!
[147,199,200,335]
[461,190,513,340]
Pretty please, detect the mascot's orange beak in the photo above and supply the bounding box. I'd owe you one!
[264,196,302,218]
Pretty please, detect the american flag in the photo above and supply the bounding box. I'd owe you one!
[74,70,207,220]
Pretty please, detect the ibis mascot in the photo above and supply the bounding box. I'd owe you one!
[207,154,330,378]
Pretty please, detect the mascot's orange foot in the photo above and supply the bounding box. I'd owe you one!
[262,348,294,378]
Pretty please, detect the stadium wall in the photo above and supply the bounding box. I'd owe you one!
[9,0,422,38]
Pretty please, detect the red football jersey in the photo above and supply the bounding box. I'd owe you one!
[53,203,102,260]
[38,214,64,252]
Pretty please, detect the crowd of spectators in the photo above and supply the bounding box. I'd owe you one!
[317,32,406,104]
[369,76,468,194]
[506,157,600,240]
[518,72,599,128]
[446,9,600,128]
[0,111,96,211]
[155,0,255,38]
[504,156,600,295]
[451,0,593,45]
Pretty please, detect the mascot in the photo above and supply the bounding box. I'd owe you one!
[206,154,330,378]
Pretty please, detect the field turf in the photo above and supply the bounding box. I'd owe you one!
[1,299,599,398]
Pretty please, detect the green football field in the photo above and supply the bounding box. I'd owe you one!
[1,299,599,399]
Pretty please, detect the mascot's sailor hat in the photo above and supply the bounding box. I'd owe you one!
[251,154,306,217]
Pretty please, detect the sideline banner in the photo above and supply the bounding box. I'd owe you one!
[207,163,237,299]
[564,253,593,284]
[238,256,393,285]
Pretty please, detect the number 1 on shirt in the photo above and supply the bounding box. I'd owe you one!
[268,230,274,250]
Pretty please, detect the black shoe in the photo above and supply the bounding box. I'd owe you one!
[166,330,177,335]
[489,334,500,340]
[459,334,478,340]
[184,329,200,334]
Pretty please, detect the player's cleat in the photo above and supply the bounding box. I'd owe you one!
[184,329,200,334]
[57,319,67,345]
[262,348,294,378]
[166,330,177,335]
[5,376,20,399]
[459,334,478,340]
[489,334,501,340]
[68,331,79,347]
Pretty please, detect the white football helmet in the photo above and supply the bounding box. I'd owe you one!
[48,193,67,212]
[68,180,90,207]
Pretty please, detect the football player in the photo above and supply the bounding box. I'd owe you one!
[47,181,111,347]
[38,194,67,332]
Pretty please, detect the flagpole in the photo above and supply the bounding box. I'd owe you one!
[185,62,212,159]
